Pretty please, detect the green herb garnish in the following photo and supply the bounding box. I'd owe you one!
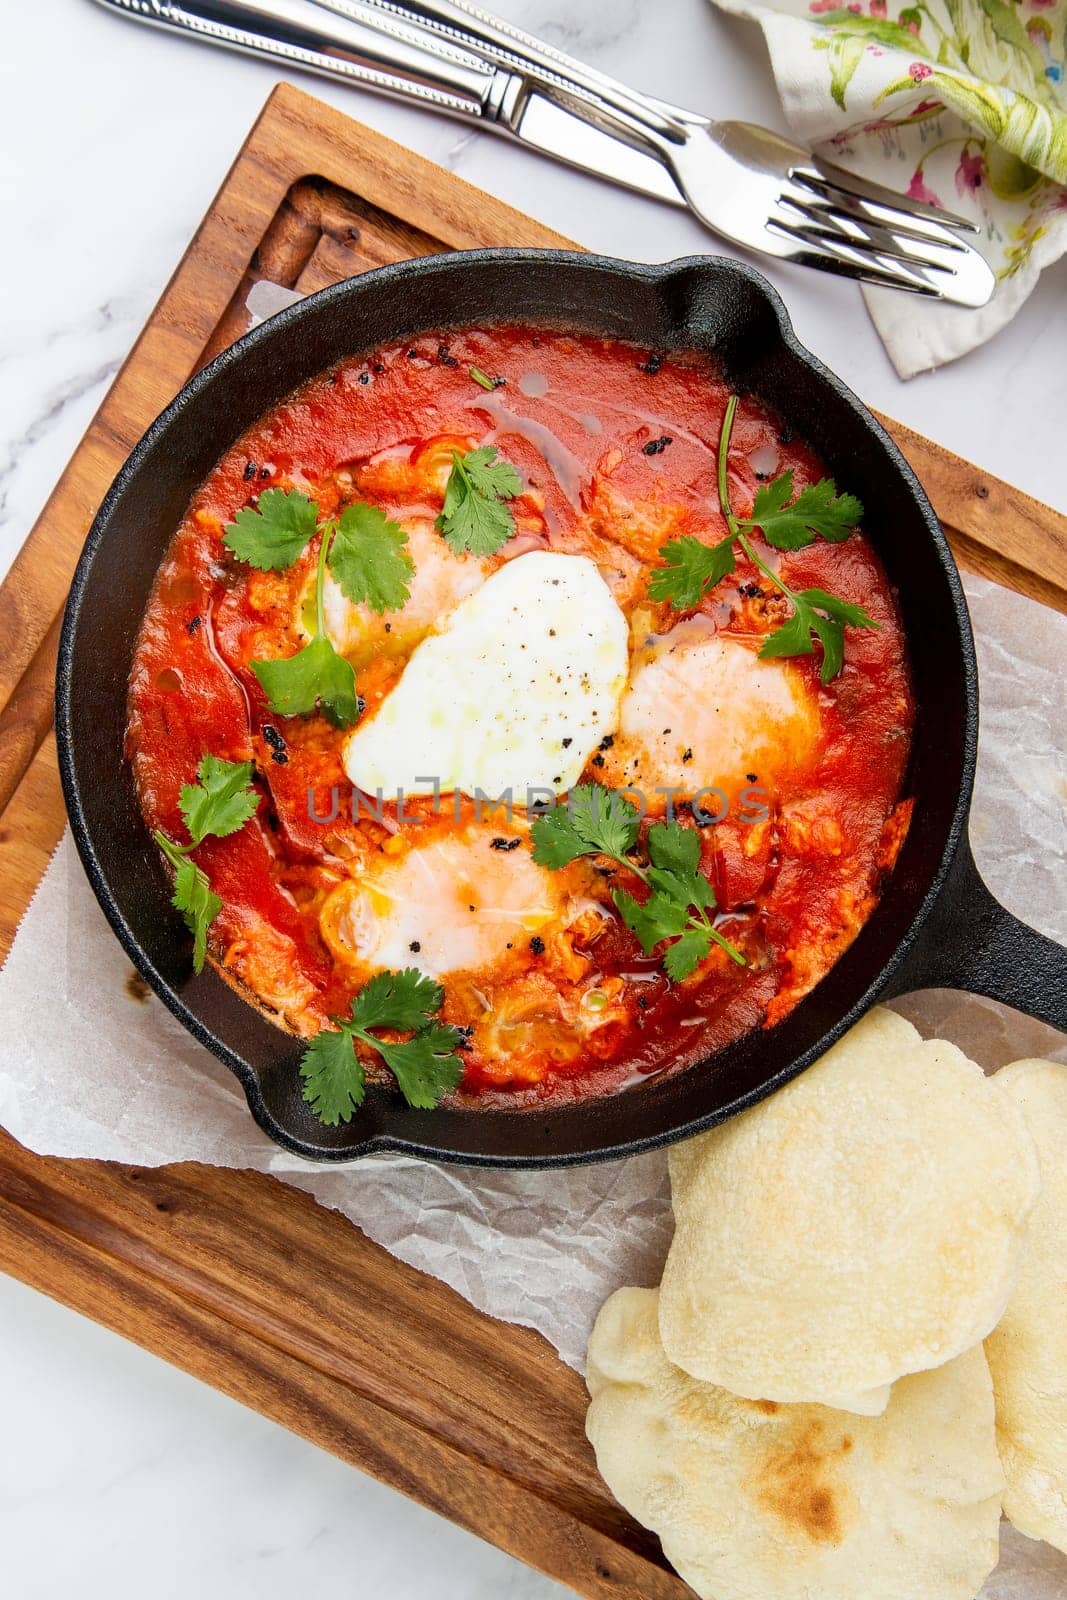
[222,487,412,726]
[436,446,523,556]
[300,968,466,1124]
[152,755,258,972]
[327,500,415,614]
[648,395,877,683]
[530,783,744,980]
[469,366,497,392]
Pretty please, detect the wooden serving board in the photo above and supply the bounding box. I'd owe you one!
[0,83,1064,1598]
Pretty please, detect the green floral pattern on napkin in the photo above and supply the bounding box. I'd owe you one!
[711,0,1067,374]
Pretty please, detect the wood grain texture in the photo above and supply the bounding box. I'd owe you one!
[0,81,1064,1598]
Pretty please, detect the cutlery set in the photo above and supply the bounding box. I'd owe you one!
[92,0,995,306]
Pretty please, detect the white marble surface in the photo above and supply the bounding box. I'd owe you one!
[0,0,1065,1593]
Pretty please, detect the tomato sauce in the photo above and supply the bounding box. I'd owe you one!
[127,327,914,1107]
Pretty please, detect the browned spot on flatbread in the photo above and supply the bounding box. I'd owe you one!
[751,1421,855,1545]
[750,1399,780,1415]
[125,970,150,1004]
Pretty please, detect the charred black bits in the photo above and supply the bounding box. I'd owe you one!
[409,940,421,952]
[529,936,545,956]
[592,753,605,768]
[746,772,758,783]
[437,343,459,367]
[262,724,289,765]
[598,734,614,751]
[373,363,385,374]
[682,748,693,764]
[638,353,663,375]
[637,995,650,1009]
[259,465,272,479]
[490,837,522,852]
[243,461,257,481]
[561,737,572,748]
[185,614,203,635]
[455,1025,474,1049]
[358,371,370,385]
[642,435,673,456]
[407,348,418,359]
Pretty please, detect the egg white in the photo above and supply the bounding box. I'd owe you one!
[342,551,629,802]
[322,825,562,979]
[599,624,820,803]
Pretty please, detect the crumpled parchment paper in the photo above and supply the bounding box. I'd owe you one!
[0,572,1063,1595]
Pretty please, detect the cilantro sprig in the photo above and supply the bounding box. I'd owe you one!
[648,395,878,683]
[300,968,466,1124]
[530,784,744,980]
[436,446,523,556]
[152,755,258,972]
[222,487,412,727]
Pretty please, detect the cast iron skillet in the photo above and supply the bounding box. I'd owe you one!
[56,250,1067,1166]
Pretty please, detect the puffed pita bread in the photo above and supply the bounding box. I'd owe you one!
[660,1007,1040,1412]
[586,1286,1003,1600]
[985,1058,1067,1553]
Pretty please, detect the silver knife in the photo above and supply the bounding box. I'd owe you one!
[90,0,688,205]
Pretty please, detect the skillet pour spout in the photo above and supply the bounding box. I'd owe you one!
[56,249,1066,1167]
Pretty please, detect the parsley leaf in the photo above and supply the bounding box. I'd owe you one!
[300,968,466,1124]
[222,488,319,570]
[436,447,523,556]
[300,1024,366,1126]
[647,533,736,609]
[760,587,879,685]
[327,501,414,614]
[251,634,360,728]
[748,472,862,551]
[648,393,877,680]
[179,755,258,845]
[531,786,744,975]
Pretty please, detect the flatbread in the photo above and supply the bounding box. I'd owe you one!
[660,1007,1040,1412]
[985,1058,1067,1553]
[586,1286,1003,1600]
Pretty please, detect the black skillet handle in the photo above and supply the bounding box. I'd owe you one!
[885,845,1067,1032]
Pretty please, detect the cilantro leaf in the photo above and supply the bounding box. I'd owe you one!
[179,755,258,845]
[375,1024,467,1110]
[646,820,701,880]
[648,533,736,610]
[614,885,690,951]
[532,788,744,974]
[299,969,466,1123]
[529,784,642,868]
[223,488,319,570]
[300,1026,366,1126]
[252,634,361,727]
[153,834,222,976]
[436,447,522,556]
[569,783,642,859]
[745,471,863,551]
[528,805,586,869]
[663,926,713,982]
[327,501,414,614]
[760,587,879,684]
[349,967,444,1034]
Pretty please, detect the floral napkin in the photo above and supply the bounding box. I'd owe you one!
[710,0,1067,375]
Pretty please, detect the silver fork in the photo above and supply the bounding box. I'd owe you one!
[91,0,995,307]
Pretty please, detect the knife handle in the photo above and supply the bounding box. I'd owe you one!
[91,0,511,117]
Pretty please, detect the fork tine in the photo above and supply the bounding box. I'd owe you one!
[767,217,947,295]
[792,163,979,235]
[777,193,969,262]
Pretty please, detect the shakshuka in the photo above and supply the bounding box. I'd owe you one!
[127,327,913,1112]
